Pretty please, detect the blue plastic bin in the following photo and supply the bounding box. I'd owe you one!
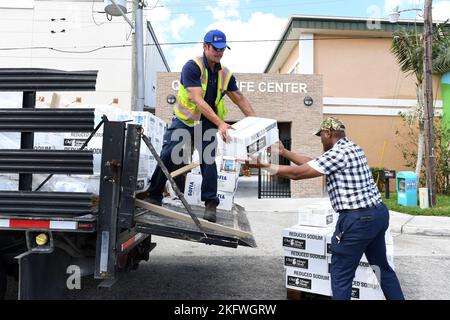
[396,171,418,206]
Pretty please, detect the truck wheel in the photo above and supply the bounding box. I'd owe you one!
[0,263,6,300]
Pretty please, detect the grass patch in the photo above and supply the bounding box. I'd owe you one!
[382,192,450,217]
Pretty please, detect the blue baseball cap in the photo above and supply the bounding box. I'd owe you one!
[203,29,230,50]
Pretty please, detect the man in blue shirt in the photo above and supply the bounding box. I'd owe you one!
[146,29,256,223]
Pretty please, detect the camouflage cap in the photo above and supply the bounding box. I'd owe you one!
[313,117,346,136]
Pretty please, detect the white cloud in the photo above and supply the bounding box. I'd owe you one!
[170,12,287,73]
[171,43,204,72]
[146,2,195,43]
[170,14,196,40]
[146,5,172,44]
[432,1,450,21]
[206,0,240,21]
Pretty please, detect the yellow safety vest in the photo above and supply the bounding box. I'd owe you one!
[174,56,232,127]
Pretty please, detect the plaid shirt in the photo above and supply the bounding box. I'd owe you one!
[308,137,382,212]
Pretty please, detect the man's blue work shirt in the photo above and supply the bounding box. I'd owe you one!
[180,54,238,120]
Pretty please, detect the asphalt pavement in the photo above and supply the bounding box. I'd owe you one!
[5,176,450,300]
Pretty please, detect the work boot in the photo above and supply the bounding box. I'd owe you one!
[139,191,162,207]
[203,200,217,223]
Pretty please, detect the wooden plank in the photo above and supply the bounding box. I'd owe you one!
[170,162,199,178]
[135,199,252,238]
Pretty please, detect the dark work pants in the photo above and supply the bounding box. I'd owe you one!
[330,203,404,300]
[148,117,219,205]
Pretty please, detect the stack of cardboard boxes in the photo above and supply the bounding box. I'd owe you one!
[61,107,166,193]
[183,156,241,211]
[283,203,394,300]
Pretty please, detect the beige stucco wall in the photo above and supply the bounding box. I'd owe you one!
[314,34,442,99]
[279,44,299,74]
[326,114,412,171]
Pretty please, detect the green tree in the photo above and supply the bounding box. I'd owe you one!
[391,22,450,180]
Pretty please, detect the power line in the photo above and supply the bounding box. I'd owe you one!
[0,35,400,54]
[0,36,403,54]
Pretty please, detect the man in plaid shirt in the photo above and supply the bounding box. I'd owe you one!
[249,117,404,300]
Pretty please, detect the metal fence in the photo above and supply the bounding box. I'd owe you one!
[258,139,291,198]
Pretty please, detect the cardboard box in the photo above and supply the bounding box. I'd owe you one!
[217,117,279,159]
[351,276,385,300]
[183,173,236,210]
[285,267,332,296]
[184,172,202,206]
[282,225,334,256]
[217,190,234,211]
[217,171,239,193]
[298,205,336,228]
[34,133,64,150]
[284,249,328,274]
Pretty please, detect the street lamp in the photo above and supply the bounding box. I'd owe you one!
[388,6,423,23]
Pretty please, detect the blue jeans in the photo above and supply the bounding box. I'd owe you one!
[330,203,404,300]
[148,117,219,205]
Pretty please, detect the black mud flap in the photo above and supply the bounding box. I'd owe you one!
[16,248,71,300]
[134,199,256,249]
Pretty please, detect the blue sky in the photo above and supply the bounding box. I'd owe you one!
[145,0,450,72]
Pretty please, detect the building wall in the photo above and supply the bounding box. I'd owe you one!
[0,1,168,109]
[156,72,325,197]
[325,114,412,170]
[279,44,299,74]
[313,34,442,174]
[314,34,442,99]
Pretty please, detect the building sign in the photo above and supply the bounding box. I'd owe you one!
[171,80,308,94]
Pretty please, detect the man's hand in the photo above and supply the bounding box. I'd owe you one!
[218,122,234,142]
[268,141,286,157]
[243,157,278,175]
[243,156,268,169]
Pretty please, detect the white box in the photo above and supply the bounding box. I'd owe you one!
[284,249,328,274]
[351,276,385,300]
[285,267,332,296]
[217,171,239,193]
[282,225,335,256]
[184,172,202,206]
[217,117,279,159]
[0,174,19,191]
[217,190,234,211]
[325,232,333,257]
[298,205,336,228]
[34,133,64,150]
[183,173,236,210]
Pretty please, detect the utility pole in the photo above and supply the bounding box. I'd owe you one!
[131,0,137,111]
[131,0,145,111]
[423,0,436,206]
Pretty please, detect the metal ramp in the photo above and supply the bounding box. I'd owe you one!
[135,200,256,248]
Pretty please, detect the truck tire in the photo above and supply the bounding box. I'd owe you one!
[0,262,6,300]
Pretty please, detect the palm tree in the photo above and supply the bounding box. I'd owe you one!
[391,22,450,179]
[391,27,425,177]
